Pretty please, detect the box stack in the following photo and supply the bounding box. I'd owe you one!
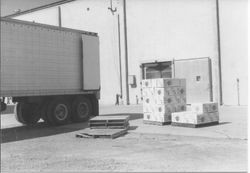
[171,102,219,128]
[142,78,186,125]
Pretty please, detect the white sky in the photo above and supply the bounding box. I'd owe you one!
[1,0,60,16]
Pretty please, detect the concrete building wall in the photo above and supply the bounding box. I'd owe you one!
[126,0,219,104]
[219,0,248,105]
[13,0,247,105]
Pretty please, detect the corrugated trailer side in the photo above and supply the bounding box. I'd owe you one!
[0,18,100,126]
[0,18,98,97]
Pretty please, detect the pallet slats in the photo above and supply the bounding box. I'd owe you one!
[76,128,128,139]
[89,115,130,129]
[76,115,130,139]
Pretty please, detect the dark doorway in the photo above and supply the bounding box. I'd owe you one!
[141,61,172,79]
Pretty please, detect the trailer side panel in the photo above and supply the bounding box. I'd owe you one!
[0,19,99,97]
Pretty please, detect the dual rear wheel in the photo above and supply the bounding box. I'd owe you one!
[14,103,41,126]
[14,96,94,126]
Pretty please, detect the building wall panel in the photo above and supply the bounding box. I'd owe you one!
[219,0,248,105]
[12,0,247,105]
[126,0,219,104]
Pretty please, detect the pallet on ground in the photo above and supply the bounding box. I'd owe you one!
[89,123,129,129]
[143,120,171,126]
[75,128,128,139]
[171,121,219,128]
[89,115,130,129]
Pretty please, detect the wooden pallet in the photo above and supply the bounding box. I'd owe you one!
[89,115,130,129]
[171,121,219,128]
[143,120,171,126]
[75,128,128,139]
[90,123,129,129]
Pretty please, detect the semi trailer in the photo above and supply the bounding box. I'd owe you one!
[0,18,100,126]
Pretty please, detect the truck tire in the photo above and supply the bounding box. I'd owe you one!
[46,98,71,125]
[72,96,92,122]
[14,102,41,125]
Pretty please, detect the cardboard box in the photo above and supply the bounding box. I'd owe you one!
[164,88,176,96]
[172,111,219,125]
[155,95,174,105]
[191,102,218,114]
[143,112,158,121]
[197,112,219,124]
[144,107,173,123]
[175,104,187,112]
[142,79,152,88]
[155,113,172,122]
[142,78,186,88]
[209,112,219,121]
[154,104,175,115]
[174,86,186,96]
[142,78,187,123]
[143,112,152,121]
[142,103,154,113]
[143,93,155,105]
[155,95,186,105]
[172,111,198,124]
[142,88,154,97]
[175,95,187,104]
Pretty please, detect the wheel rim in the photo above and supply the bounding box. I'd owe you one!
[77,102,89,118]
[54,104,68,121]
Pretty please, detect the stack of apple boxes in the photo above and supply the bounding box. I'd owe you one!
[171,102,219,127]
[142,78,187,125]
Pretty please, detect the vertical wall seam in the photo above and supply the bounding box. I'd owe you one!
[123,0,130,105]
[58,6,62,27]
[216,0,223,105]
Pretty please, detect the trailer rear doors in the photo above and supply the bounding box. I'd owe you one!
[82,35,100,91]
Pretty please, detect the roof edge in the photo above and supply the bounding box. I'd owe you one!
[1,17,98,36]
[3,0,76,18]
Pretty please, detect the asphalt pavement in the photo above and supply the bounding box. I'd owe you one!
[0,104,248,172]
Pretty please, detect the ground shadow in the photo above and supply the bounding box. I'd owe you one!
[1,113,142,143]
[195,121,231,128]
[218,122,231,125]
[1,121,89,143]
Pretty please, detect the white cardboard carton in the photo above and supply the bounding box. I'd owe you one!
[191,102,218,114]
[142,79,152,88]
[172,111,219,124]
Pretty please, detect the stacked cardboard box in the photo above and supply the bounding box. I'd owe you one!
[171,102,219,127]
[142,78,186,124]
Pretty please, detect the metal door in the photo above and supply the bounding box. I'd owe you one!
[174,57,212,103]
[82,35,100,90]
